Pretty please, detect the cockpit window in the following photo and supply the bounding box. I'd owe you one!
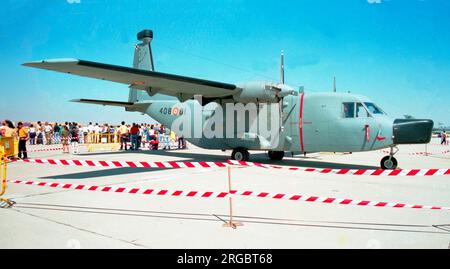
[343,102,355,118]
[364,102,385,115]
[356,103,369,118]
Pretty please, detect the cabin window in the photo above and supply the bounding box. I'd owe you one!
[356,103,369,118]
[343,102,355,118]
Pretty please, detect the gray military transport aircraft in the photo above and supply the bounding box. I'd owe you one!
[23,29,433,169]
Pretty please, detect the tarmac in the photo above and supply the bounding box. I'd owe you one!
[1,138,450,249]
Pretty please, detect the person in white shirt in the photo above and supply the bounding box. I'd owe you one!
[82,125,89,144]
[44,123,53,145]
[94,123,101,143]
[28,124,36,145]
[87,122,94,143]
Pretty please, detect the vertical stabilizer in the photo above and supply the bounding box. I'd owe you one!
[129,29,155,104]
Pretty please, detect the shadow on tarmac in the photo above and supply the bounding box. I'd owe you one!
[39,167,171,179]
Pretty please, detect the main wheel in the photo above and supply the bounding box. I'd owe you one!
[380,156,398,169]
[231,148,250,161]
[268,151,284,161]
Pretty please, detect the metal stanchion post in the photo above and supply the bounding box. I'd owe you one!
[223,166,243,229]
[0,151,15,208]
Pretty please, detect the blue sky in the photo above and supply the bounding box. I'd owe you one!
[1,0,449,126]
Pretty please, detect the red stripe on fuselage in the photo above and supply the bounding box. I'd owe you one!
[299,93,305,153]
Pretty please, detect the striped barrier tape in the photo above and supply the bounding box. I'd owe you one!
[20,158,228,168]
[16,158,450,176]
[7,179,450,211]
[27,147,63,153]
[381,149,450,156]
[227,160,450,176]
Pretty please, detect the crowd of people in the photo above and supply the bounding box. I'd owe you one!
[0,120,187,158]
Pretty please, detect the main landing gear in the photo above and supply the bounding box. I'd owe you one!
[268,151,284,161]
[231,147,250,161]
[380,146,398,169]
[230,149,286,162]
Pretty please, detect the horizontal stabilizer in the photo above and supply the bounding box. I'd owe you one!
[71,99,136,108]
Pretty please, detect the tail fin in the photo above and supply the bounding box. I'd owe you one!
[128,29,155,104]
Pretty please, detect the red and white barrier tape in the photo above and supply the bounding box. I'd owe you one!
[227,160,450,176]
[21,158,228,168]
[7,179,450,211]
[381,149,450,156]
[17,158,450,176]
[27,147,63,153]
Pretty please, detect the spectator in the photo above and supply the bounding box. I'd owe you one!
[17,122,28,160]
[78,124,85,144]
[61,125,70,153]
[148,125,155,140]
[130,123,140,150]
[94,123,101,143]
[118,121,129,150]
[178,134,186,149]
[442,130,448,146]
[0,121,5,137]
[150,131,159,150]
[44,122,53,145]
[36,121,43,145]
[53,123,61,144]
[159,125,165,150]
[82,124,89,144]
[1,120,16,137]
[70,124,80,154]
[29,124,36,145]
[87,122,94,143]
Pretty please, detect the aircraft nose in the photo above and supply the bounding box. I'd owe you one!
[392,119,434,144]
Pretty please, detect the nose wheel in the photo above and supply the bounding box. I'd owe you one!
[231,148,250,161]
[380,146,399,169]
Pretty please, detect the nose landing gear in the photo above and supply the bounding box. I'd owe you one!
[380,146,398,169]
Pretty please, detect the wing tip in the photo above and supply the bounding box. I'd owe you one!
[22,58,80,67]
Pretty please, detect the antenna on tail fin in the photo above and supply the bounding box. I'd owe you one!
[333,76,336,92]
[280,50,285,84]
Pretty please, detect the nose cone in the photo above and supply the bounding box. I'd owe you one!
[393,119,434,144]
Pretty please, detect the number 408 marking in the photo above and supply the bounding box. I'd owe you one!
[160,107,184,116]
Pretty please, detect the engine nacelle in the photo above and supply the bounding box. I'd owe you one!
[233,81,297,103]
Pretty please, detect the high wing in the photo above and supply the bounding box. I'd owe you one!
[23,59,238,99]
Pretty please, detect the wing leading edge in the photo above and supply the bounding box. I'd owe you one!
[23,59,238,99]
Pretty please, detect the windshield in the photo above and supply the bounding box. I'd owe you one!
[364,102,385,115]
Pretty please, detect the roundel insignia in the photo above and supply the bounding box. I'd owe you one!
[172,107,179,115]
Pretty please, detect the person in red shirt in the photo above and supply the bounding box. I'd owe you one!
[150,131,159,150]
[130,123,140,150]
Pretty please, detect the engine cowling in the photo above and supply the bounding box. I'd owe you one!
[233,81,297,103]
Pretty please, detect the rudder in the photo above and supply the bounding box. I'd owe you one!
[128,29,155,103]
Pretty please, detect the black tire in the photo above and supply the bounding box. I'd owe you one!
[231,148,250,161]
[268,151,284,161]
[380,156,398,169]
